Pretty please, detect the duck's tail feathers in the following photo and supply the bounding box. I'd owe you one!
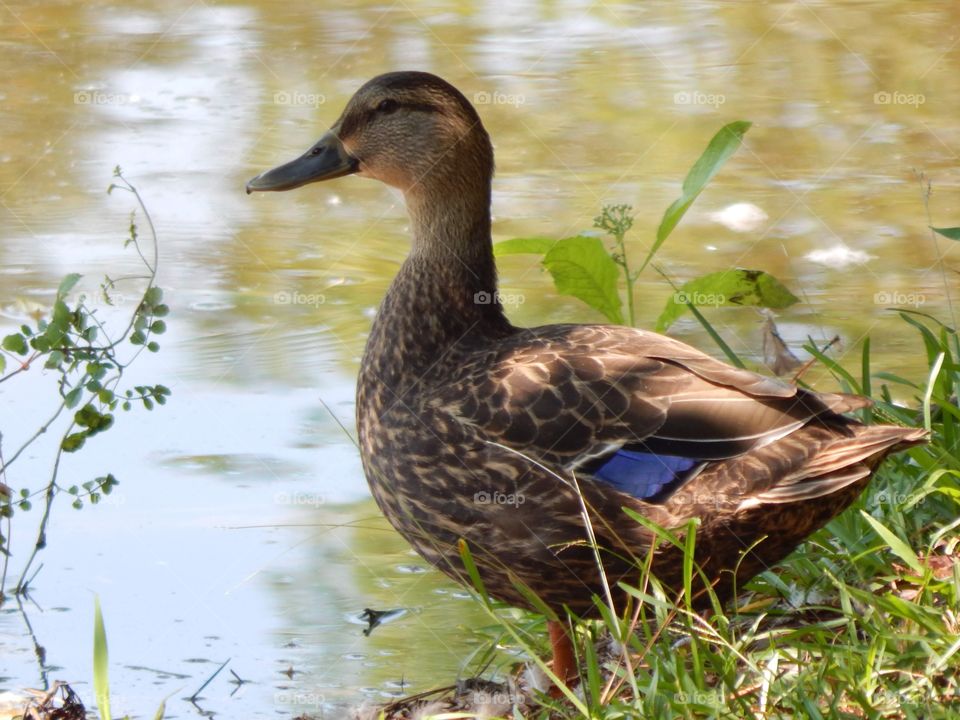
[741,425,927,508]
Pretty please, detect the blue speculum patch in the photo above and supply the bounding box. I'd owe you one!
[588,449,701,500]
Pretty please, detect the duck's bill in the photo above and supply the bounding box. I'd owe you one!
[246,130,358,194]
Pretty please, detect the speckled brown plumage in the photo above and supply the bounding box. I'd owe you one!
[249,71,927,618]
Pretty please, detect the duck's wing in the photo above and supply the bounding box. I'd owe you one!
[444,324,866,501]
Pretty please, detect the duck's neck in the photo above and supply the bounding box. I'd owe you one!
[364,182,512,382]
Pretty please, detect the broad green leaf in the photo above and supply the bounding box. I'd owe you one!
[493,236,557,256]
[656,269,798,331]
[0,354,5,374]
[642,121,752,272]
[542,236,624,324]
[2,333,28,355]
[93,595,112,720]
[931,226,960,241]
[43,300,72,348]
[57,272,82,298]
[860,511,924,576]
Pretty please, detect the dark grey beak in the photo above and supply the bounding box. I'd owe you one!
[246,130,358,194]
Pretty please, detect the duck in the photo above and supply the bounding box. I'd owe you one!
[247,71,926,686]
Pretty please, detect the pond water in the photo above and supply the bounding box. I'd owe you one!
[1,0,958,717]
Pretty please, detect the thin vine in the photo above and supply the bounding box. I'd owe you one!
[0,167,171,597]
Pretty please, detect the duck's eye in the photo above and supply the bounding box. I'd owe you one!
[310,146,323,156]
[376,98,400,114]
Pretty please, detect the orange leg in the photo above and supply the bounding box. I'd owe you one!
[548,619,577,688]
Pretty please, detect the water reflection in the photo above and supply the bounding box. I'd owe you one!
[1,0,958,716]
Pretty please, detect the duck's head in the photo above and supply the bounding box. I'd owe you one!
[246,71,494,202]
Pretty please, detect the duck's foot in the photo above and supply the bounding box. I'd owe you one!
[547,620,577,697]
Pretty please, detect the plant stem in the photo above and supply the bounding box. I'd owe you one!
[617,231,637,328]
[16,426,72,593]
[917,171,957,328]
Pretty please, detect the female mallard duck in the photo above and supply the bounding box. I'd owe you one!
[248,71,926,684]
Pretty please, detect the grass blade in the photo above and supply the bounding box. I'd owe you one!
[642,121,751,272]
[923,351,946,431]
[457,539,490,608]
[93,595,112,720]
[860,511,924,575]
[688,303,746,368]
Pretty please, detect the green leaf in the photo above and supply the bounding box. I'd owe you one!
[860,511,924,575]
[43,300,71,347]
[542,236,624,323]
[493,237,558,257]
[655,268,798,332]
[44,350,65,369]
[2,333,28,355]
[0,354,5,374]
[87,362,108,380]
[65,387,84,409]
[643,121,752,272]
[57,273,82,298]
[62,432,87,452]
[93,595,112,720]
[931,226,960,241]
[143,286,163,307]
